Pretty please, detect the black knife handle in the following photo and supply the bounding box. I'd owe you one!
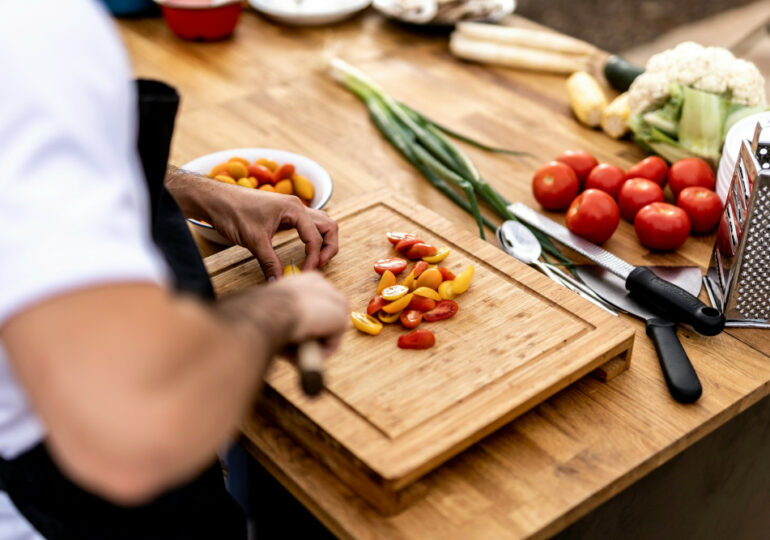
[626,267,725,336]
[646,318,702,403]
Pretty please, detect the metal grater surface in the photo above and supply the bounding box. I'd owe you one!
[705,129,770,327]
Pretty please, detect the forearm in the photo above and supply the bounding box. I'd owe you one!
[165,164,227,222]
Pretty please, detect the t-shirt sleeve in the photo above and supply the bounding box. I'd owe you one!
[0,0,169,326]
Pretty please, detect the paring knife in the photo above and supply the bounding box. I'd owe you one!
[289,262,324,397]
[509,202,725,336]
[577,265,703,403]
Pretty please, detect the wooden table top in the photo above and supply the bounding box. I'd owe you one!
[118,10,770,539]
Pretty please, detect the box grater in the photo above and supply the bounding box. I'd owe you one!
[704,123,770,328]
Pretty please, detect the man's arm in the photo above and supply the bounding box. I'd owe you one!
[0,273,347,505]
[165,165,339,279]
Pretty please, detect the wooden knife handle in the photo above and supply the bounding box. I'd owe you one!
[298,340,324,397]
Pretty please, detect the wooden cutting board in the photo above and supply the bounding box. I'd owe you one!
[205,192,635,514]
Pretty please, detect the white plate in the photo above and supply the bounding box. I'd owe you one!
[248,0,372,26]
[181,147,333,245]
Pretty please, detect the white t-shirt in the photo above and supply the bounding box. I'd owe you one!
[0,1,169,537]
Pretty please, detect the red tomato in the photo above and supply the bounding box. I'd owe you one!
[405,243,438,259]
[634,202,691,251]
[373,257,407,275]
[617,178,665,222]
[367,295,387,315]
[532,161,579,211]
[584,163,626,199]
[397,329,435,349]
[423,299,459,322]
[677,187,723,233]
[555,149,598,186]
[247,164,274,185]
[437,267,455,281]
[394,237,422,253]
[626,156,668,188]
[272,163,295,182]
[386,232,416,245]
[412,261,429,278]
[400,309,423,329]
[565,189,620,244]
[407,295,436,312]
[668,158,715,199]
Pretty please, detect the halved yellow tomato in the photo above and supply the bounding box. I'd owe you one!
[422,247,450,263]
[452,265,474,294]
[382,293,414,314]
[400,270,416,291]
[377,270,396,295]
[412,286,441,300]
[378,311,401,323]
[438,281,455,300]
[351,312,383,335]
[381,285,409,301]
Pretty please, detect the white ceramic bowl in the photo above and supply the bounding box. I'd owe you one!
[248,0,371,26]
[181,147,333,245]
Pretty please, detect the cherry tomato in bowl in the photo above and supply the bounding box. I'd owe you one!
[634,202,691,251]
[555,149,598,187]
[397,329,436,349]
[668,158,715,199]
[677,187,723,233]
[584,163,626,199]
[373,257,407,275]
[565,189,620,244]
[626,156,668,188]
[532,161,579,211]
[617,178,665,222]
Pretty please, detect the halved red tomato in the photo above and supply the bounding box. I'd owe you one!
[406,243,438,259]
[407,295,436,312]
[394,237,423,253]
[400,309,423,329]
[423,299,459,322]
[367,295,388,315]
[437,267,455,281]
[412,260,429,278]
[373,257,407,275]
[397,329,435,349]
[386,231,416,245]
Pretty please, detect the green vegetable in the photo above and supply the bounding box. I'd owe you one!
[603,55,645,92]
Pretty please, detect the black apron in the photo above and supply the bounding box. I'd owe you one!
[0,80,245,539]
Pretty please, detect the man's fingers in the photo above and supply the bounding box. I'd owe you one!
[250,235,284,281]
[309,210,339,267]
[292,211,323,272]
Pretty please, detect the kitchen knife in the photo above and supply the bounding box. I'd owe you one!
[289,262,324,397]
[509,202,725,336]
[577,265,703,403]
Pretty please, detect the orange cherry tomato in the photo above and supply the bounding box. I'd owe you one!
[411,260,429,278]
[397,329,435,349]
[424,299,458,322]
[377,270,397,294]
[374,257,407,275]
[415,268,442,290]
[406,243,438,259]
[400,309,423,329]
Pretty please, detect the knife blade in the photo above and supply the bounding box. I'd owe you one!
[290,261,324,397]
[509,202,725,336]
[577,266,702,403]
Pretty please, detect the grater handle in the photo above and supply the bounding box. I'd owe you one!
[626,267,725,336]
[646,319,702,403]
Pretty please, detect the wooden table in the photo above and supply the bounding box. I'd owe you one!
[118,10,770,539]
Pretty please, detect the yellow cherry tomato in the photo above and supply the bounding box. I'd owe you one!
[228,156,251,167]
[209,162,229,177]
[292,173,315,201]
[351,312,383,335]
[214,175,236,185]
[377,270,396,295]
[226,161,248,180]
[415,268,442,290]
[275,179,294,195]
[282,263,301,276]
[400,270,416,291]
[422,247,450,263]
[452,264,474,294]
[412,286,442,300]
[256,158,279,172]
[259,184,276,192]
[382,285,409,301]
[237,177,254,188]
[438,280,456,300]
[382,293,413,314]
[378,311,401,323]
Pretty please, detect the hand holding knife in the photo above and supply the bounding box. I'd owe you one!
[288,261,325,397]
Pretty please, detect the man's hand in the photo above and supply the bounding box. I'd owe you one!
[165,166,339,280]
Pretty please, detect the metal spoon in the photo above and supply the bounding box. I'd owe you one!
[497,220,617,315]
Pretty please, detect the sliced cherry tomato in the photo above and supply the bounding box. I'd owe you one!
[584,163,626,199]
[400,309,423,329]
[412,286,442,300]
[617,178,665,222]
[555,149,598,187]
[634,202,691,251]
[415,268,442,290]
[407,295,436,312]
[382,293,413,314]
[565,189,620,244]
[351,312,382,335]
[626,156,668,188]
[424,299,459,322]
[382,285,409,301]
[668,158,716,199]
[422,247,450,263]
[374,257,407,275]
[272,163,295,183]
[676,187,722,233]
[438,280,455,300]
[451,265,474,295]
[532,161,579,211]
[437,267,455,281]
[379,311,401,324]
[397,329,435,349]
[386,231,417,245]
[367,295,388,315]
[377,270,396,294]
[405,242,438,259]
[412,260,429,278]
[394,237,423,254]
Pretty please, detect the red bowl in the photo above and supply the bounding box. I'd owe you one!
[160,2,242,41]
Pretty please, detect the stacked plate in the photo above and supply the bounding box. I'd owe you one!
[718,112,770,202]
